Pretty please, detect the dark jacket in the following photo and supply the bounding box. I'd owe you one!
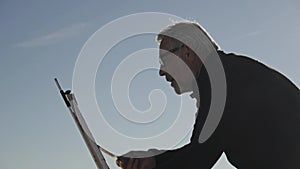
[154,51,300,169]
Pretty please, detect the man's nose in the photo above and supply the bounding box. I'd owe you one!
[159,69,166,76]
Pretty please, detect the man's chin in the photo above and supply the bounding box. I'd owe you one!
[173,84,184,95]
[174,88,181,94]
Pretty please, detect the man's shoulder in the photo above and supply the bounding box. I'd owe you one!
[218,50,299,90]
[218,51,262,66]
[218,50,272,73]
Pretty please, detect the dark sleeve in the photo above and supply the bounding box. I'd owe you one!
[154,137,222,169]
[154,110,223,169]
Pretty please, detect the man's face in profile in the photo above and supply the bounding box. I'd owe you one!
[158,38,196,95]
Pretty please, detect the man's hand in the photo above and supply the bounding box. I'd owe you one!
[116,156,156,169]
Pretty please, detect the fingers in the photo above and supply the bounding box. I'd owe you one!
[116,158,122,167]
[116,157,139,169]
[117,156,129,167]
[116,157,156,169]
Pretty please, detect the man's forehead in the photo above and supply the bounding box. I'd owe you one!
[159,38,174,49]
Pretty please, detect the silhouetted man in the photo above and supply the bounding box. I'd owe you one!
[117,21,300,169]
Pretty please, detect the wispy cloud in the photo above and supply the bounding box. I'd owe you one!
[238,31,262,40]
[15,22,88,48]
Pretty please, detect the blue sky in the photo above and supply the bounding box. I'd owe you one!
[1,1,300,169]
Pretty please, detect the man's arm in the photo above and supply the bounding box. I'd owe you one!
[117,112,223,169]
[117,132,222,169]
[154,135,222,169]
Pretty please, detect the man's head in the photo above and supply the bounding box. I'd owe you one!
[157,21,218,94]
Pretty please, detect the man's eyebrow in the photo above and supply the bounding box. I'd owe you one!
[160,44,184,58]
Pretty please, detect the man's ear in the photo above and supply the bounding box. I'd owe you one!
[182,45,194,62]
[181,45,188,57]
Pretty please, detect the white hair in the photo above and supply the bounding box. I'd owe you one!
[157,21,219,60]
